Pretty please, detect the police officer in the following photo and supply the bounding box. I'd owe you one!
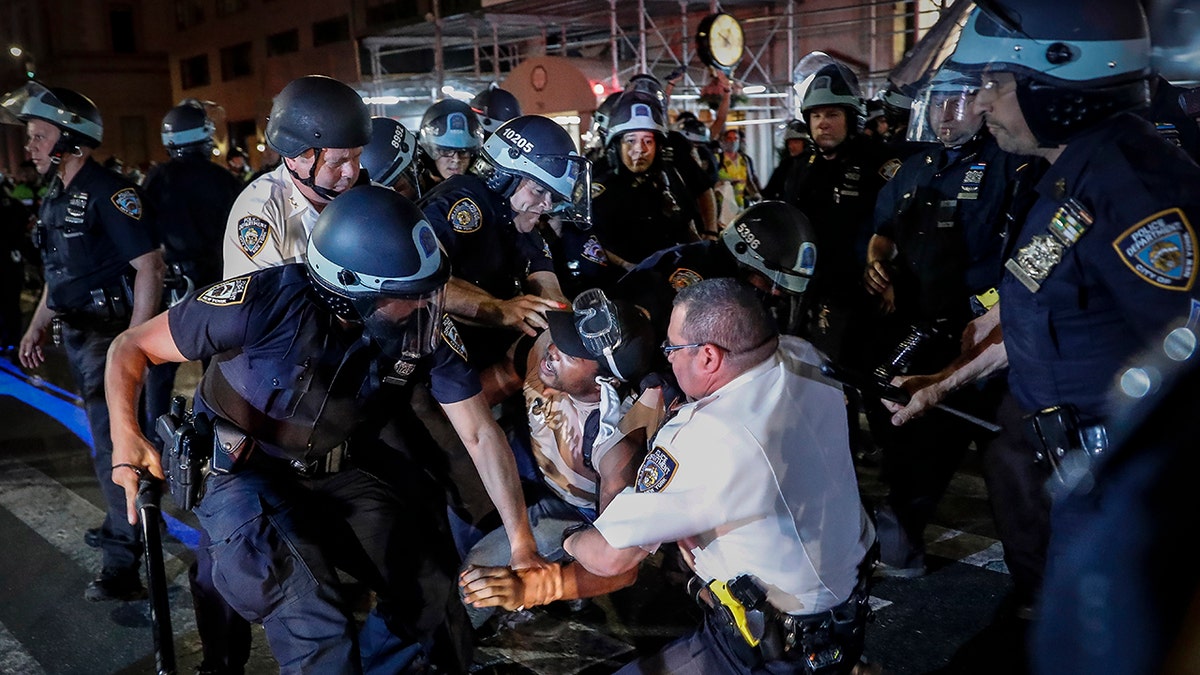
[592,91,702,270]
[225,146,252,183]
[675,112,721,187]
[583,91,623,163]
[862,67,1026,577]
[461,278,877,674]
[106,186,541,673]
[625,73,719,235]
[887,0,1200,629]
[470,85,522,139]
[142,99,246,417]
[359,116,416,190]
[614,200,817,337]
[222,75,371,277]
[404,99,485,198]
[3,81,164,600]
[419,113,588,368]
[763,119,811,200]
[783,59,901,364]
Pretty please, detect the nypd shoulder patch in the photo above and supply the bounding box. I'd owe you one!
[581,235,607,265]
[879,158,903,182]
[441,314,469,361]
[111,188,142,220]
[668,267,703,290]
[197,276,252,307]
[591,182,606,199]
[635,446,678,493]
[237,215,270,259]
[1112,208,1197,291]
[448,198,482,234]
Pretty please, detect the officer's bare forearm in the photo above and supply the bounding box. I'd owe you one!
[442,396,538,555]
[444,277,503,325]
[128,250,166,327]
[563,526,648,578]
[526,271,569,306]
[28,286,55,332]
[105,313,187,442]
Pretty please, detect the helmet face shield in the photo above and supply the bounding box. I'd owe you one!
[547,155,592,228]
[907,71,983,145]
[357,287,446,360]
[0,81,103,145]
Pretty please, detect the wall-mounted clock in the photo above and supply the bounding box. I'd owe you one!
[696,13,744,72]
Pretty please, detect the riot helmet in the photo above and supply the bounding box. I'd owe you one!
[0,81,103,162]
[265,75,371,159]
[605,91,667,172]
[161,99,216,158]
[908,67,984,147]
[361,117,416,188]
[470,85,522,135]
[626,73,667,111]
[800,62,867,127]
[678,117,711,144]
[720,200,818,295]
[782,118,811,143]
[475,114,592,227]
[419,99,484,158]
[908,0,1151,146]
[306,185,450,360]
[590,91,623,147]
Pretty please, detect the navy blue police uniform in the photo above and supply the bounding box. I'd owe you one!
[590,157,700,267]
[168,263,477,673]
[662,129,717,199]
[613,240,739,334]
[420,173,555,367]
[998,112,1200,611]
[543,219,621,301]
[39,156,157,575]
[140,151,245,433]
[867,130,1026,573]
[783,135,900,364]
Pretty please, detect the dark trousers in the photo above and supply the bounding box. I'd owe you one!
[982,394,1052,607]
[191,528,252,674]
[616,608,857,675]
[62,323,142,571]
[193,451,471,674]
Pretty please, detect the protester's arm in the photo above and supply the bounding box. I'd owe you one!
[128,249,165,327]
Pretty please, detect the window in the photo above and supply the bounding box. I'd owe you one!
[266,29,300,57]
[180,53,210,89]
[220,42,253,81]
[174,0,204,30]
[110,5,136,53]
[312,15,350,47]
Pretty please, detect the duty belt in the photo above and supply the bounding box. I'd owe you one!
[289,442,350,478]
[1023,405,1108,488]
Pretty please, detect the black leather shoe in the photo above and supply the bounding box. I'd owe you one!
[83,527,102,548]
[84,568,147,602]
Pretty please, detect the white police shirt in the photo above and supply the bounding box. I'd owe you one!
[593,336,875,615]
[222,162,317,277]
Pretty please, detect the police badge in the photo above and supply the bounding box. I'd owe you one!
[635,446,678,493]
[1006,198,1093,293]
[1113,208,1197,291]
[111,188,142,220]
[237,215,269,258]
[448,198,482,233]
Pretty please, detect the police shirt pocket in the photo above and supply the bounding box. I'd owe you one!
[209,511,318,623]
[250,361,314,419]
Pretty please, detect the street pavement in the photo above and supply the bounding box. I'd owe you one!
[0,346,1028,675]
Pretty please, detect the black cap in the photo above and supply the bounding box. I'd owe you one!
[546,301,656,383]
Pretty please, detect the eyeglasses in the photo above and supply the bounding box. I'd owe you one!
[435,148,472,159]
[660,340,707,356]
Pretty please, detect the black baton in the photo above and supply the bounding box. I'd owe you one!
[137,476,176,675]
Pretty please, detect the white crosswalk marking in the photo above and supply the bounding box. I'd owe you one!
[0,621,45,675]
[0,458,197,645]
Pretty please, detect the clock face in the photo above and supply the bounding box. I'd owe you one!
[707,13,744,69]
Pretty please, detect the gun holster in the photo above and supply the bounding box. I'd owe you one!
[1022,405,1108,486]
[155,396,209,511]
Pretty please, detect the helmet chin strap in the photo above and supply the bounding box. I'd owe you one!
[288,148,346,201]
